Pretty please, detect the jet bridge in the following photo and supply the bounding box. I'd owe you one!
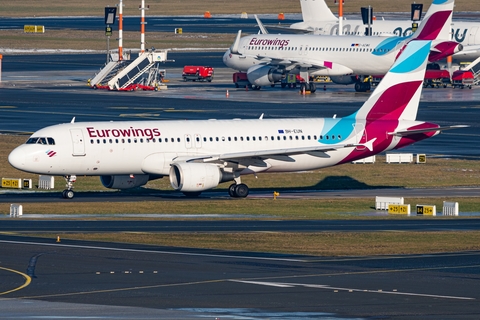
[89,50,168,90]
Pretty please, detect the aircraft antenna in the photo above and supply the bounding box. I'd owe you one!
[71,117,76,123]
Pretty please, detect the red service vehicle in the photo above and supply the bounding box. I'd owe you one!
[182,66,214,82]
[452,70,474,89]
[423,69,451,88]
[233,72,250,88]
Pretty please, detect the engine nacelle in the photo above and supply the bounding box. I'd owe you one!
[247,65,283,86]
[429,41,463,62]
[100,174,150,189]
[169,162,223,192]
[330,75,357,85]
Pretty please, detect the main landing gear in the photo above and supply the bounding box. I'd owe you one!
[228,183,249,198]
[299,82,317,93]
[62,175,77,199]
[354,80,371,92]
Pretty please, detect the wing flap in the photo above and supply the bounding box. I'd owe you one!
[173,143,360,164]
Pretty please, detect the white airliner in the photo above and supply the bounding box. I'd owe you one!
[280,0,479,61]
[8,40,466,199]
[223,0,461,92]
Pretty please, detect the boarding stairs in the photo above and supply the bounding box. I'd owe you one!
[108,50,168,90]
[89,50,168,90]
[461,56,480,85]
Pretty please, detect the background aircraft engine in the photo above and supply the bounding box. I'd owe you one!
[170,162,229,192]
[329,75,357,85]
[429,41,463,62]
[247,65,283,86]
[100,174,150,189]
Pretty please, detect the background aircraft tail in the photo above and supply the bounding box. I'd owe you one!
[355,40,432,122]
[300,0,337,22]
[412,0,454,40]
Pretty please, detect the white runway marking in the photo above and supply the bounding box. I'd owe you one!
[0,239,307,263]
[231,280,476,300]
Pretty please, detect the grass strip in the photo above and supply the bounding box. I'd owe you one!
[31,231,480,256]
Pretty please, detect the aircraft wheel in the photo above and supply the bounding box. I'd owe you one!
[62,189,74,199]
[309,82,316,93]
[299,83,307,93]
[354,82,363,92]
[234,184,249,198]
[228,183,237,198]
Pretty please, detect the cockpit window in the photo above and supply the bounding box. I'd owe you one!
[25,137,55,145]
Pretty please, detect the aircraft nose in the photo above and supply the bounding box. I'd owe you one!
[223,49,231,66]
[8,147,26,170]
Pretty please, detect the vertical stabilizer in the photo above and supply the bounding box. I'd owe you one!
[300,0,337,22]
[412,0,454,40]
[355,40,432,121]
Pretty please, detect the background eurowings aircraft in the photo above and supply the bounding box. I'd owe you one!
[8,40,466,199]
[278,0,479,61]
[223,0,460,92]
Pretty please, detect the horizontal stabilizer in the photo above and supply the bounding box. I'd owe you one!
[389,125,469,137]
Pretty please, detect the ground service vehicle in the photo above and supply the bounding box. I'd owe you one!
[233,72,250,88]
[182,66,214,82]
[423,64,451,88]
[452,70,474,89]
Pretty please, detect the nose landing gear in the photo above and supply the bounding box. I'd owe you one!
[62,175,77,199]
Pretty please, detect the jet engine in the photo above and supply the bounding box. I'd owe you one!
[169,162,233,193]
[329,75,357,85]
[100,174,150,189]
[246,65,284,87]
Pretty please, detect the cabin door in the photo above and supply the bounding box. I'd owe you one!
[70,128,86,156]
[469,27,479,45]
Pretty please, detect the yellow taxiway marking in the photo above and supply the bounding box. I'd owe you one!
[10,279,223,300]
[0,267,31,296]
[0,106,17,109]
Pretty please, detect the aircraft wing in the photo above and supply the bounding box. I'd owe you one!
[389,125,469,137]
[173,142,361,164]
[252,55,331,71]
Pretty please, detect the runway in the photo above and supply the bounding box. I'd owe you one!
[0,235,479,319]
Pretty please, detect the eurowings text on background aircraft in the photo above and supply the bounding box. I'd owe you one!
[280,0,480,61]
[223,0,460,92]
[8,40,467,199]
